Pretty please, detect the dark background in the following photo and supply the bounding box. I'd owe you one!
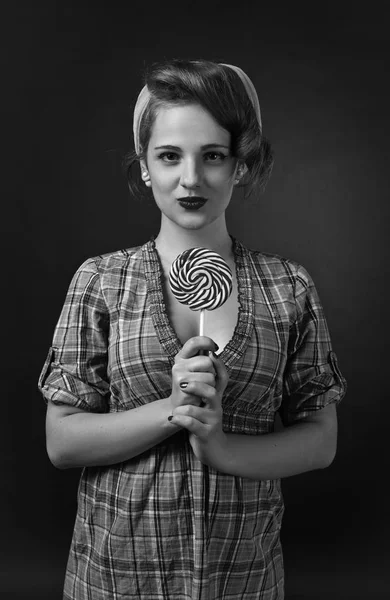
[2,2,389,598]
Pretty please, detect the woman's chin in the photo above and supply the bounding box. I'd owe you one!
[177,216,220,232]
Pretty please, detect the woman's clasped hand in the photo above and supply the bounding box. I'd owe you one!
[169,336,230,470]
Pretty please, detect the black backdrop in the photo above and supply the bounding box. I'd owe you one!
[2,3,389,598]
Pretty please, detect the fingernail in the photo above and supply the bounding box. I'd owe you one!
[214,343,219,350]
[167,415,173,421]
[180,382,188,389]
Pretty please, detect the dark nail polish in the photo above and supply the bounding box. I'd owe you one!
[180,382,188,389]
[168,415,173,421]
[214,343,219,351]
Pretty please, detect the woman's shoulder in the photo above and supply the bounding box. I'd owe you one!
[242,243,308,282]
[75,243,145,276]
[68,244,149,306]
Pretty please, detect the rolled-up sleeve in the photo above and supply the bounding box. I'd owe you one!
[279,264,347,426]
[38,258,109,413]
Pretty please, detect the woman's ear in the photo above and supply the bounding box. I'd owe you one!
[234,162,248,184]
[140,160,152,187]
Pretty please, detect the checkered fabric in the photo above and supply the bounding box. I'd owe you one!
[38,238,346,600]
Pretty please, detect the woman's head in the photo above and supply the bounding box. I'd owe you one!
[124,58,273,199]
[141,102,242,233]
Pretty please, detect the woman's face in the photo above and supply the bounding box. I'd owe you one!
[144,103,239,232]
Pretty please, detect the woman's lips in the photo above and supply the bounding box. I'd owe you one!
[177,196,208,210]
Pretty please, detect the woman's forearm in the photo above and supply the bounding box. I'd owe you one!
[220,418,337,480]
[47,398,179,469]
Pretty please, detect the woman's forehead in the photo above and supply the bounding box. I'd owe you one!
[149,103,230,148]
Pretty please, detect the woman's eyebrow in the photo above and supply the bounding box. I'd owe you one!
[154,144,230,150]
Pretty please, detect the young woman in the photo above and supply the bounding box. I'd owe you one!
[39,59,347,600]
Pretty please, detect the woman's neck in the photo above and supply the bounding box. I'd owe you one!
[154,216,234,265]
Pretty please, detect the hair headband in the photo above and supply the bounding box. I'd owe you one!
[132,63,262,155]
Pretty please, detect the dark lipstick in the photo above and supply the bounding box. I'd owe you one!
[177,196,208,210]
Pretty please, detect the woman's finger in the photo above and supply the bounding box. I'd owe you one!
[180,381,220,407]
[185,354,216,374]
[172,403,209,424]
[175,373,215,407]
[176,336,218,360]
[210,353,229,393]
[173,362,216,390]
[186,372,215,387]
[170,414,205,436]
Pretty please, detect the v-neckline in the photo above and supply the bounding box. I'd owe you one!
[142,236,254,371]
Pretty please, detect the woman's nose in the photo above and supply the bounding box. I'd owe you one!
[180,159,203,189]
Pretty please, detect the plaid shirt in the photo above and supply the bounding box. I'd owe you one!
[38,238,346,600]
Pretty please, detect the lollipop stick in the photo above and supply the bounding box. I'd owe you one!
[199,309,205,336]
[199,309,206,407]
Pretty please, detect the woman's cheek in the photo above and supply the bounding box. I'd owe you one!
[156,170,177,191]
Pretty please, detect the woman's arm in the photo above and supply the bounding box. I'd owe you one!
[170,355,338,480]
[46,336,218,469]
[46,398,178,469]
[220,404,338,480]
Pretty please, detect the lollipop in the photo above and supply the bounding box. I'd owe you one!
[169,247,233,335]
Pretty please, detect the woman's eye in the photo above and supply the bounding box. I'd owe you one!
[205,152,227,161]
[158,152,179,162]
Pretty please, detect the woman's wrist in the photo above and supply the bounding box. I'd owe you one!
[159,396,181,430]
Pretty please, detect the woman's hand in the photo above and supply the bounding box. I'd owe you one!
[170,336,219,412]
[170,350,230,471]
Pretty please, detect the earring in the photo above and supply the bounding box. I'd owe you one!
[234,163,247,184]
[141,170,152,187]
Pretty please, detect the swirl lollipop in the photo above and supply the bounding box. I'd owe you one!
[169,247,233,335]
